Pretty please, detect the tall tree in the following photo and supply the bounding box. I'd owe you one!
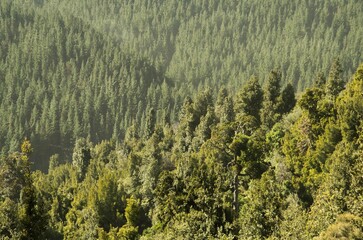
[235,76,263,122]
[72,138,92,181]
[261,70,282,129]
[145,108,156,139]
[326,58,345,99]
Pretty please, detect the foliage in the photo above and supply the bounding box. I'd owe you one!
[1,63,362,238]
[1,0,363,238]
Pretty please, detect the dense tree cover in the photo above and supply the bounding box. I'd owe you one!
[0,0,362,170]
[0,0,176,169]
[54,0,363,90]
[1,0,363,239]
[2,63,363,239]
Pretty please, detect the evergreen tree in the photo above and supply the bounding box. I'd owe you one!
[261,70,282,129]
[326,58,345,98]
[235,76,263,122]
[72,138,92,181]
[215,87,234,124]
[145,108,156,139]
[278,83,296,115]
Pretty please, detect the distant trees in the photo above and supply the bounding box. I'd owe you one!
[0,0,362,170]
[1,63,363,239]
[1,0,363,238]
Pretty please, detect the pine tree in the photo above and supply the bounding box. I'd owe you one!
[261,70,282,129]
[235,76,263,122]
[72,138,92,181]
[326,58,345,98]
[145,108,156,139]
[215,87,234,124]
[278,83,296,115]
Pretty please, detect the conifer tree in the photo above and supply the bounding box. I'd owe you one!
[145,108,156,139]
[261,70,282,129]
[235,76,263,122]
[72,138,92,181]
[278,83,296,115]
[215,87,234,124]
[326,58,345,98]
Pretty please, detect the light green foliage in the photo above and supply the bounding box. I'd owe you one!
[239,170,284,240]
[1,0,362,170]
[306,142,354,238]
[94,170,124,230]
[0,0,363,238]
[346,145,363,218]
[117,224,139,240]
[315,213,363,240]
[0,198,21,239]
[115,197,140,240]
[64,207,99,240]
[125,196,140,227]
[274,195,308,240]
[48,154,60,172]
[336,64,363,141]
[0,141,47,239]
[160,210,213,239]
[92,140,116,165]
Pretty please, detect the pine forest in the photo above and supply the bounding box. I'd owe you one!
[0,0,363,239]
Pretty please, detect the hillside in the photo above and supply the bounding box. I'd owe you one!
[0,0,363,238]
[1,62,363,239]
[1,0,362,169]
[0,0,363,169]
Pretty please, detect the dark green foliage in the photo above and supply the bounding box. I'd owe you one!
[0,0,363,239]
[298,87,324,123]
[215,87,234,124]
[314,72,326,88]
[235,76,263,125]
[278,83,296,115]
[2,64,363,238]
[72,138,92,181]
[261,70,282,129]
[326,58,345,98]
[1,0,362,171]
[264,70,282,104]
[145,108,156,139]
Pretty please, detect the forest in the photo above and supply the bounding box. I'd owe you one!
[1,0,363,239]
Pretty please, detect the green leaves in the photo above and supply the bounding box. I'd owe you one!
[315,213,363,240]
[0,3,362,236]
[72,138,92,181]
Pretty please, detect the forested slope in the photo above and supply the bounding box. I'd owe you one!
[54,0,363,89]
[1,63,363,239]
[0,0,362,169]
[1,1,363,238]
[0,1,175,169]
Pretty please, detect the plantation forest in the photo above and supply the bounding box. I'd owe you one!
[1,0,363,239]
